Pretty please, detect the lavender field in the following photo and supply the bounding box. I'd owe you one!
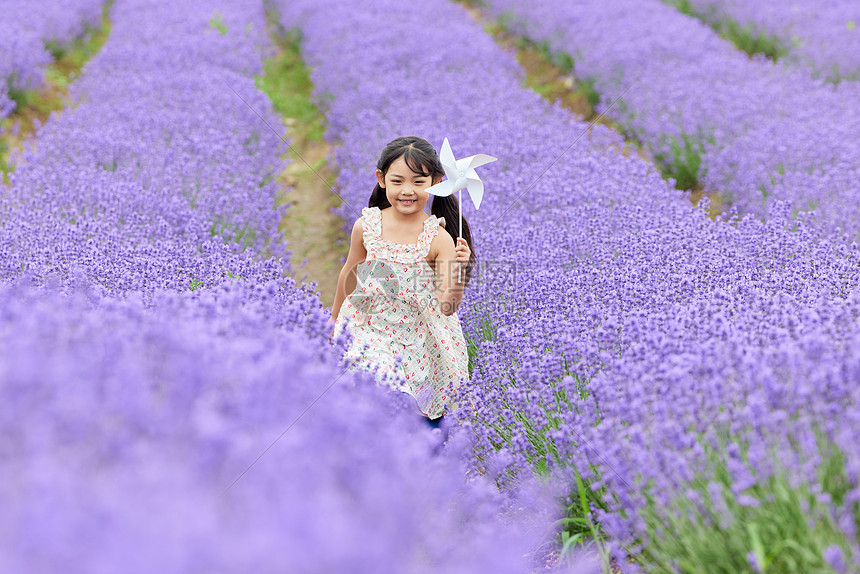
[1,0,859,572]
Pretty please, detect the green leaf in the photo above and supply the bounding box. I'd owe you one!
[561,531,585,554]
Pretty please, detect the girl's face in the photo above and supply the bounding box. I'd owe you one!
[376,156,440,216]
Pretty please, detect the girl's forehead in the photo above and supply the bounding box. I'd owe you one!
[388,155,429,176]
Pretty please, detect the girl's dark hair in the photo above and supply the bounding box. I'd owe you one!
[369,136,477,284]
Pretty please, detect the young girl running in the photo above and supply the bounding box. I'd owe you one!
[329,136,475,426]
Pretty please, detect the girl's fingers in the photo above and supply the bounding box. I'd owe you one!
[455,238,470,262]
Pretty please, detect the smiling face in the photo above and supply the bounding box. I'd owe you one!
[376,156,441,216]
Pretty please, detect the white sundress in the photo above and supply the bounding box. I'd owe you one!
[334,206,469,419]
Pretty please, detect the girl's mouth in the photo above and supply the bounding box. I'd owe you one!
[399,199,416,205]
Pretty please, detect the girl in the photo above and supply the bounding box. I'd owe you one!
[329,136,475,427]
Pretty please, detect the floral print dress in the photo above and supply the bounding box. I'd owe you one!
[334,206,469,419]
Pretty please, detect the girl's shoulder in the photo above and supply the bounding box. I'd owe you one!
[424,215,450,259]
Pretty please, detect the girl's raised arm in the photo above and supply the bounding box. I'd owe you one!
[329,219,367,326]
[432,232,468,317]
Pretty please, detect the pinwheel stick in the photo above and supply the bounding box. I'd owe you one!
[458,189,463,283]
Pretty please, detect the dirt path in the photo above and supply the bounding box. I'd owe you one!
[259,11,349,310]
[277,132,347,309]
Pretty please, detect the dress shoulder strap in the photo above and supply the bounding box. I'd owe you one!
[417,214,445,255]
[361,206,382,244]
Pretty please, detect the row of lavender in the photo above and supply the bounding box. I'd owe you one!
[484,0,860,239]
[0,0,565,571]
[1,0,289,294]
[0,277,558,573]
[667,0,860,81]
[0,0,104,119]
[282,0,860,569]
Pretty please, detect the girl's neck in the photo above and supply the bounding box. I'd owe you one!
[384,206,427,225]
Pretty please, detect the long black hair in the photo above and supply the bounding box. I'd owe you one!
[368,136,477,284]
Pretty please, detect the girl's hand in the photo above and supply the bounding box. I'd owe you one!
[454,237,471,267]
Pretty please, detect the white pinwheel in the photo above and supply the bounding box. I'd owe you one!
[426,138,497,281]
[426,137,497,211]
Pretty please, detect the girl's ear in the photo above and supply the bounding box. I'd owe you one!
[375,169,385,188]
[432,174,443,185]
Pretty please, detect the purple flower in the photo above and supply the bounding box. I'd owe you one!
[823,545,847,574]
[747,550,762,573]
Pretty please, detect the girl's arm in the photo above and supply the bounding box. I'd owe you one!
[432,233,470,316]
[329,219,367,327]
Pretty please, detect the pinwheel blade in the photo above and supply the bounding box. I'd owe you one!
[465,177,485,210]
[439,138,459,180]
[425,178,457,197]
[463,153,497,170]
